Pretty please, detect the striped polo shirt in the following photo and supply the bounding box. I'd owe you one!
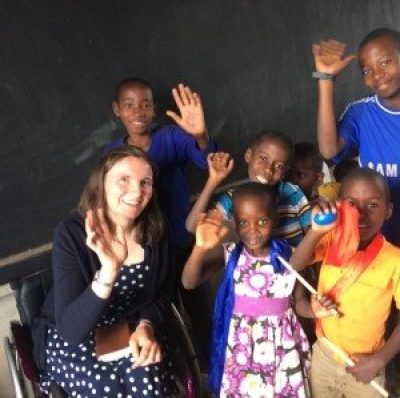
[216,180,311,247]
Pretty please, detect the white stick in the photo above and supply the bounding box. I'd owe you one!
[277,256,318,295]
[277,255,339,317]
[321,337,388,397]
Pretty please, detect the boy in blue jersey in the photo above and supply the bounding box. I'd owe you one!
[312,28,400,246]
[104,78,217,367]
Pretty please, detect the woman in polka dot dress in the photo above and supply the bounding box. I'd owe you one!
[32,147,178,397]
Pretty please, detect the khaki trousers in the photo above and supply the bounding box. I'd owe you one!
[311,341,385,398]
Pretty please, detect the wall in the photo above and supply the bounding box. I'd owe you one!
[1,0,399,269]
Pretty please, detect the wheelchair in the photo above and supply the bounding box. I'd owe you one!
[4,268,204,397]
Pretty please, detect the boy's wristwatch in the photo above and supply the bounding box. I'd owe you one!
[312,71,335,81]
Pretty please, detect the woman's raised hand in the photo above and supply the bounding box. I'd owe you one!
[196,209,229,250]
[85,209,128,275]
[312,39,356,77]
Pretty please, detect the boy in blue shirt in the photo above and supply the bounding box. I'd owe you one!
[313,28,400,246]
[104,78,217,366]
[104,79,217,247]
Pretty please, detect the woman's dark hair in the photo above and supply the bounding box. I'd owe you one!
[79,146,165,244]
[232,182,278,223]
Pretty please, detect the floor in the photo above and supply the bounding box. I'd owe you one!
[0,283,19,398]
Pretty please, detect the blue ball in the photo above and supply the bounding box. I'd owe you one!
[314,212,336,226]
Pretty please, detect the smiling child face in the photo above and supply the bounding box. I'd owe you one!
[339,176,392,249]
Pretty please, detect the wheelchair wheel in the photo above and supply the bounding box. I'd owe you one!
[4,333,39,398]
[166,304,204,397]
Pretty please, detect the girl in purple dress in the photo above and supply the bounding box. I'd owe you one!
[182,182,312,397]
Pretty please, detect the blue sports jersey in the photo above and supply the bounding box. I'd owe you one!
[334,94,400,245]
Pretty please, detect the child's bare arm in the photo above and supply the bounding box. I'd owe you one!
[166,83,209,149]
[312,40,356,159]
[293,283,337,318]
[293,283,314,318]
[186,152,234,233]
[290,198,338,270]
[182,210,228,289]
[347,313,400,384]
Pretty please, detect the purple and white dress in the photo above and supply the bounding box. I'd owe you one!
[220,243,310,398]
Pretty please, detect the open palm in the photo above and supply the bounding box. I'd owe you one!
[196,210,229,250]
[85,209,128,273]
[312,39,356,76]
[166,84,206,138]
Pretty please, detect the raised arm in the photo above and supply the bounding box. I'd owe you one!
[53,210,127,345]
[186,152,234,233]
[166,83,210,149]
[290,198,338,270]
[312,40,356,159]
[182,210,228,289]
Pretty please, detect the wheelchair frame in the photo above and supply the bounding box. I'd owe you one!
[4,269,204,398]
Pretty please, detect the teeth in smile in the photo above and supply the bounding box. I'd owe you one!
[123,200,139,206]
[256,175,268,184]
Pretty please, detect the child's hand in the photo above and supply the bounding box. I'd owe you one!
[208,152,234,185]
[196,209,229,250]
[311,198,339,233]
[346,353,385,384]
[166,83,208,141]
[311,294,339,318]
[312,40,356,77]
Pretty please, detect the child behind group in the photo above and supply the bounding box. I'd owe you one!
[186,131,311,247]
[288,141,325,201]
[182,183,313,397]
[291,168,400,397]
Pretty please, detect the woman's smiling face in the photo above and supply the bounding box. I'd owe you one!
[104,156,153,226]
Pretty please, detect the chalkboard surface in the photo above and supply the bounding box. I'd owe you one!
[1,0,399,273]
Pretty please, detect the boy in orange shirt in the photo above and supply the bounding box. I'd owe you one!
[291,168,400,397]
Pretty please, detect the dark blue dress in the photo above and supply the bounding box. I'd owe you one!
[40,261,177,397]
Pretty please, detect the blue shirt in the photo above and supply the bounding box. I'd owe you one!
[215,180,311,247]
[104,125,217,246]
[334,94,400,245]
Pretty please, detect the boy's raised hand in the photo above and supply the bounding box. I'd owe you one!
[196,209,229,250]
[312,39,357,77]
[166,83,208,145]
[311,197,339,233]
[208,152,234,186]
